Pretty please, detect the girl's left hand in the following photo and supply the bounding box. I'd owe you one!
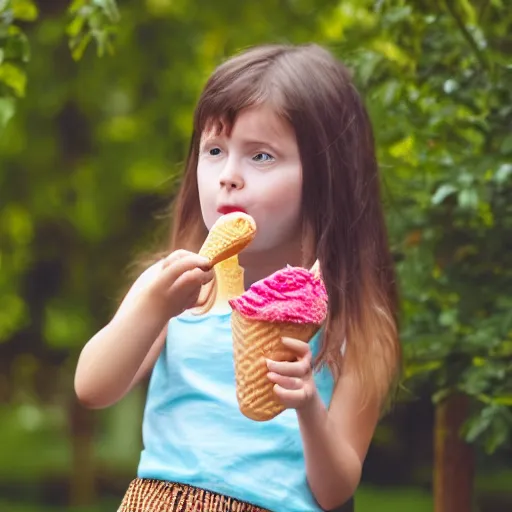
[266,337,318,410]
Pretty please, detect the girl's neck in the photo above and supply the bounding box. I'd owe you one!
[239,238,304,288]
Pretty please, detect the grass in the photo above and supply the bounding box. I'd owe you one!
[356,485,432,511]
[0,485,433,512]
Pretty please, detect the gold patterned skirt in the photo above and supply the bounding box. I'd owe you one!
[118,478,271,512]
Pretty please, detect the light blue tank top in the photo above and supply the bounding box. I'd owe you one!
[137,306,335,512]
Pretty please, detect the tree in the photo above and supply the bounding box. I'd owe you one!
[353,2,512,511]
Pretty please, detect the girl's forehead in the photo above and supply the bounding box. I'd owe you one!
[201,105,293,142]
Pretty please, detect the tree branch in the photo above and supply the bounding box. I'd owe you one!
[444,0,489,71]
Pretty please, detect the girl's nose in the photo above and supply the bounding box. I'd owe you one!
[219,160,244,190]
[220,175,244,189]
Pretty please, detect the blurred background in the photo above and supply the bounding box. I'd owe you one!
[0,0,511,511]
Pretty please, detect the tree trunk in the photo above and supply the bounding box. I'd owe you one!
[434,393,474,512]
[69,397,96,507]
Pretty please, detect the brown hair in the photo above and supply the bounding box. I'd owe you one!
[161,44,401,407]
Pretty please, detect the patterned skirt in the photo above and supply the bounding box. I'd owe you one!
[118,478,271,512]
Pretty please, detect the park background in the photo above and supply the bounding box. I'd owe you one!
[0,0,511,511]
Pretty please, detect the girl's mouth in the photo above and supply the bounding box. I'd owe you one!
[217,205,247,215]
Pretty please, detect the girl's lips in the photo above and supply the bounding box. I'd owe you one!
[217,206,247,215]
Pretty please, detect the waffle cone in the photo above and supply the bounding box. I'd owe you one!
[199,213,256,267]
[231,310,320,421]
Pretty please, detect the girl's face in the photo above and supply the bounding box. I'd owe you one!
[197,105,303,255]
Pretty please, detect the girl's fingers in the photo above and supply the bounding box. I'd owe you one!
[172,267,214,293]
[161,253,210,284]
[273,384,307,403]
[161,249,190,269]
[281,336,311,357]
[266,342,312,378]
[201,268,215,284]
[266,358,311,378]
[267,372,302,390]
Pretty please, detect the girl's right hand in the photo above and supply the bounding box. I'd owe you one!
[137,250,214,320]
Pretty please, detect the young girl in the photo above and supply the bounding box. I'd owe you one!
[75,43,401,512]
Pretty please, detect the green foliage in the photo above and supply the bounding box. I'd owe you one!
[0,0,120,131]
[0,0,37,129]
[301,0,512,452]
[67,0,120,60]
[367,0,512,452]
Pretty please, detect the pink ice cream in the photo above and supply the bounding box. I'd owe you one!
[229,265,328,324]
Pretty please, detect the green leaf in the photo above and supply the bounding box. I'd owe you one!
[67,0,119,60]
[66,14,86,38]
[493,395,512,406]
[443,79,458,94]
[0,294,27,340]
[484,423,509,454]
[501,133,512,154]
[439,309,458,327]
[379,80,400,106]
[404,359,443,379]
[458,0,477,24]
[383,6,412,24]
[483,410,512,454]
[11,0,38,21]
[494,163,512,184]
[0,96,15,130]
[432,388,453,404]
[70,32,92,61]
[4,31,31,62]
[458,188,478,209]
[431,184,457,205]
[68,0,87,15]
[464,407,494,442]
[0,62,26,96]
[93,0,120,22]
[2,203,33,242]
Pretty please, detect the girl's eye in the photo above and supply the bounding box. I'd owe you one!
[209,147,221,156]
[253,153,274,163]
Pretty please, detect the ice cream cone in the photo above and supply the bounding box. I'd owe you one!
[214,255,246,303]
[231,311,320,421]
[199,212,256,268]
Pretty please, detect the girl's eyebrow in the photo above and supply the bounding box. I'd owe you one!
[239,139,282,153]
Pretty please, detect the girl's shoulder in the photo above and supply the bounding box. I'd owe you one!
[172,304,232,324]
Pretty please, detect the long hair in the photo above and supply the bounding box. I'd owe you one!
[164,43,400,407]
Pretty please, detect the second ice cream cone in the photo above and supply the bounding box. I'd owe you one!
[231,310,320,421]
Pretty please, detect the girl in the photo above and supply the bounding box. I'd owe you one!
[74,43,401,512]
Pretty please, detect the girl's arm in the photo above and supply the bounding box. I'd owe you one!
[124,325,168,393]
[297,371,380,510]
[266,337,381,510]
[75,292,166,409]
[74,251,213,409]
